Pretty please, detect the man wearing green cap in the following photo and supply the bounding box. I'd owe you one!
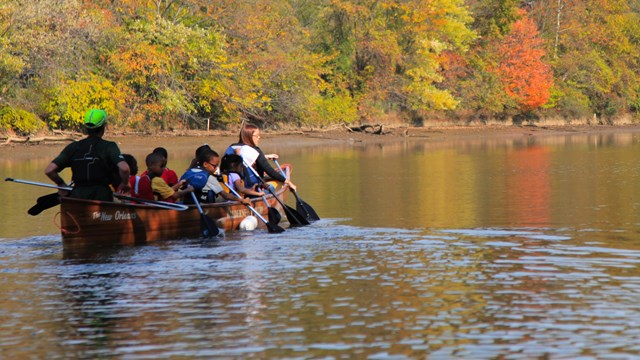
[45,109,131,201]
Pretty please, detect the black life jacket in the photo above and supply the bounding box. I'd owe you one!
[70,138,111,186]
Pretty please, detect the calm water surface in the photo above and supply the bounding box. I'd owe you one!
[2,131,640,358]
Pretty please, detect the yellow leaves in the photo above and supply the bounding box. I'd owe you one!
[401,36,459,111]
[404,66,459,111]
[44,73,125,130]
[0,106,45,135]
[311,93,359,125]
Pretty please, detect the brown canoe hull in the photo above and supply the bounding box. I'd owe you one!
[59,184,287,247]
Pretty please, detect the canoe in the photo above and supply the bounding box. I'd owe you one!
[58,172,289,248]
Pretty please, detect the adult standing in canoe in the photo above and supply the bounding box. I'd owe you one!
[225,124,297,191]
[44,109,130,201]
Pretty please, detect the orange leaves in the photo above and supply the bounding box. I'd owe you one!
[495,13,553,111]
[109,43,169,85]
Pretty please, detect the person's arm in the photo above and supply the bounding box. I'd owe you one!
[218,190,251,205]
[254,150,286,182]
[107,145,131,194]
[45,162,70,196]
[45,144,74,195]
[236,178,264,197]
[254,152,298,190]
[171,179,187,191]
[171,184,194,200]
[116,160,131,194]
[213,176,250,204]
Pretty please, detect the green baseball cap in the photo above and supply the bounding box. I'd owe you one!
[84,109,107,128]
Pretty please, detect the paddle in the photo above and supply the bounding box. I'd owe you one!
[237,146,309,227]
[5,177,188,211]
[261,194,283,225]
[6,177,70,215]
[189,192,220,238]
[220,182,285,233]
[113,194,189,211]
[5,177,72,191]
[28,193,61,216]
[273,159,320,222]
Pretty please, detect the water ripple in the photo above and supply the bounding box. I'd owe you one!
[1,223,640,358]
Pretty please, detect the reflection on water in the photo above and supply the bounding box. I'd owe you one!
[281,131,640,231]
[2,223,640,358]
[2,130,640,357]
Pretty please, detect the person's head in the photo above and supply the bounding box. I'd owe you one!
[188,144,212,168]
[122,154,138,176]
[84,109,107,136]
[152,147,169,167]
[220,153,244,174]
[145,152,165,177]
[198,149,220,175]
[239,123,260,147]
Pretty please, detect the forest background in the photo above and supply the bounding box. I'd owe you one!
[1,0,640,135]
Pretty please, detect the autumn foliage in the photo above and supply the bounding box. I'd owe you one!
[495,13,553,111]
[0,0,639,133]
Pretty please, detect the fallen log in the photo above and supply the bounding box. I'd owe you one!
[2,135,79,145]
[344,123,388,135]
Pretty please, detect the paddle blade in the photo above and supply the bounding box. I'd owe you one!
[28,193,60,216]
[200,213,219,238]
[283,204,310,227]
[267,207,282,225]
[296,201,319,221]
[294,195,320,222]
[266,221,286,233]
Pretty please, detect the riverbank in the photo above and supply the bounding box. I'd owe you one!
[5,123,640,161]
[298,123,640,143]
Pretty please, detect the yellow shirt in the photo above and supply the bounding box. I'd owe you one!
[151,176,175,200]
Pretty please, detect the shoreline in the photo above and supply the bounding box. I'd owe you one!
[4,123,640,161]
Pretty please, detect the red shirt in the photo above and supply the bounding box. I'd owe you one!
[140,168,179,187]
[129,175,154,200]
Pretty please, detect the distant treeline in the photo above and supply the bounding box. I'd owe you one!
[1,0,639,134]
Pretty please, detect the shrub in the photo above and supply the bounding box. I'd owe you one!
[0,106,46,135]
[312,93,359,126]
[555,86,592,120]
[44,73,125,130]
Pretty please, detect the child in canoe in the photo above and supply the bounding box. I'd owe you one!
[146,152,193,202]
[140,147,179,188]
[180,149,249,205]
[220,154,265,198]
[123,154,154,201]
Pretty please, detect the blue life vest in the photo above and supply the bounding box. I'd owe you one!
[180,168,209,190]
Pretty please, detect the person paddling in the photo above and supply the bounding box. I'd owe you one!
[146,153,193,202]
[45,109,130,201]
[181,149,250,205]
[220,153,265,198]
[225,123,296,192]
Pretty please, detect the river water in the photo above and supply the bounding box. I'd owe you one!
[2,131,640,358]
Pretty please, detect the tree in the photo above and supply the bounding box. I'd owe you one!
[495,11,553,111]
[308,0,475,122]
